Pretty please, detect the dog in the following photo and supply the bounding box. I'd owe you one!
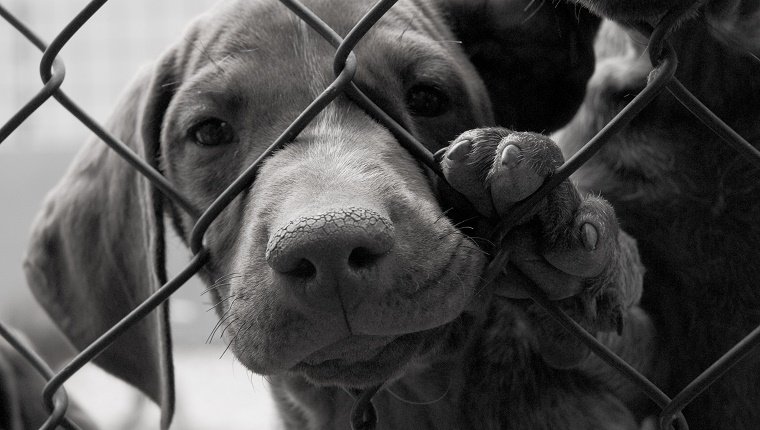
[22,1,656,428]
[556,1,760,428]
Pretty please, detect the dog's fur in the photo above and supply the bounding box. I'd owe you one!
[27,0,748,429]
[555,1,760,428]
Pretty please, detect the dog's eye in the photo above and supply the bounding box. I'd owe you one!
[190,118,237,146]
[406,84,450,117]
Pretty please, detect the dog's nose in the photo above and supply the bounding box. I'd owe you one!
[265,207,395,285]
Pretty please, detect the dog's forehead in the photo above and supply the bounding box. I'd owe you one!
[183,0,450,60]
[169,0,462,105]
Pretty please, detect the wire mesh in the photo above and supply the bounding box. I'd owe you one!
[1,1,759,429]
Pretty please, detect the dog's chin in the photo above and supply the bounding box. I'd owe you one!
[290,322,455,388]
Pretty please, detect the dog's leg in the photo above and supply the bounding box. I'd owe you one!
[440,127,657,414]
[461,299,640,430]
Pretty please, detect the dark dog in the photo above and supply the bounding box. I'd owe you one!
[557,0,760,428]
[23,1,654,428]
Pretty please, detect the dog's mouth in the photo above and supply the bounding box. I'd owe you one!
[292,323,455,387]
[301,334,399,366]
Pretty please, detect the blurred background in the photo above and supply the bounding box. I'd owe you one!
[1,0,278,428]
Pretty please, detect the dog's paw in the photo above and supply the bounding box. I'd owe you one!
[440,128,563,218]
[440,127,642,367]
[440,127,615,287]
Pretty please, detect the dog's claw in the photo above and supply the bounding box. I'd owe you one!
[500,144,520,168]
[440,129,565,218]
[447,139,472,161]
[582,223,598,251]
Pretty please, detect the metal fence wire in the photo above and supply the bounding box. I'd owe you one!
[1,0,759,429]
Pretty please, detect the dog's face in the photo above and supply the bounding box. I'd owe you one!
[554,21,690,206]
[157,0,493,386]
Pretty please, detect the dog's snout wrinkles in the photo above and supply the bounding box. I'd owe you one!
[266,207,395,285]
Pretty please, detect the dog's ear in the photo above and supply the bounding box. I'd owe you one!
[23,49,180,429]
[439,0,601,132]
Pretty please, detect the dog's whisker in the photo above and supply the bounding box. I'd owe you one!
[438,228,485,247]
[219,318,241,359]
[201,282,233,296]
[206,294,237,312]
[433,207,455,225]
[439,227,472,238]
[450,215,479,229]
[207,301,238,342]
[207,313,229,344]
[220,317,240,341]
[237,322,255,354]
[217,273,243,282]
[461,233,494,247]
[202,274,242,295]
[438,229,490,256]
[221,318,253,360]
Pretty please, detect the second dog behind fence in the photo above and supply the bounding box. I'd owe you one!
[556,4,760,428]
[2,0,760,429]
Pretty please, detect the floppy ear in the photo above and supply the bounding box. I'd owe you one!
[440,0,601,132]
[23,49,180,428]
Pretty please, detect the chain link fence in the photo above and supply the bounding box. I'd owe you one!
[1,0,759,429]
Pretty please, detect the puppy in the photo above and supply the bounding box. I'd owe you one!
[556,1,760,428]
[23,1,649,428]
